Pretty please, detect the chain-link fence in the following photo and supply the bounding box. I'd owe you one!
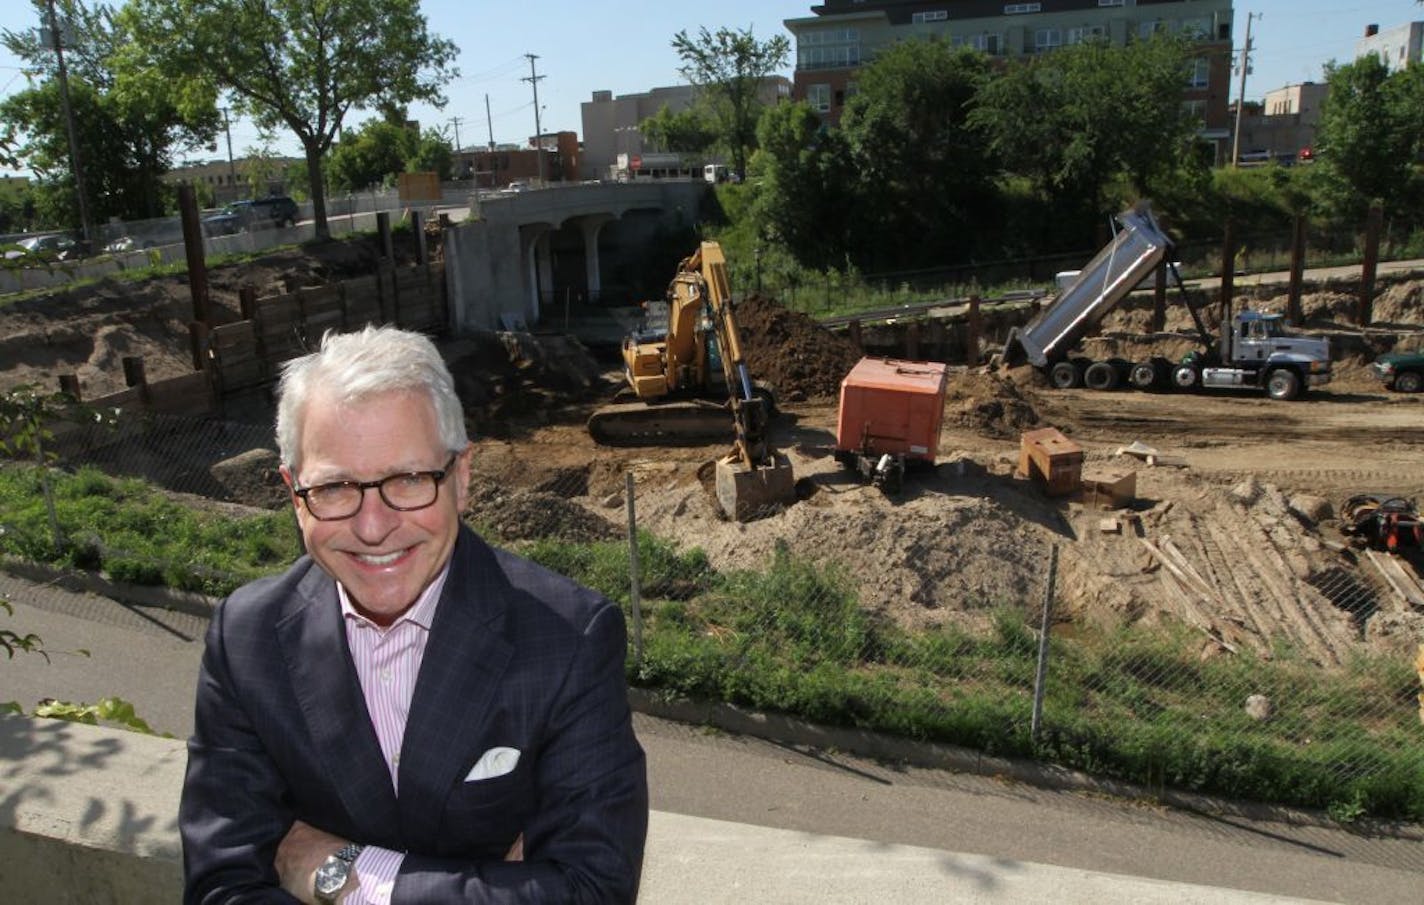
[2,414,1422,831]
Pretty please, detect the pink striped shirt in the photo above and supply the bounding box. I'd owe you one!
[335,564,450,905]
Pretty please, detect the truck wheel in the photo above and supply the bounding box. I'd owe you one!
[1396,371,1423,393]
[1129,361,1159,390]
[1083,361,1120,390]
[1049,361,1082,389]
[1171,364,1198,389]
[1266,368,1301,400]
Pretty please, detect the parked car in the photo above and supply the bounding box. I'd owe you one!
[1372,349,1424,393]
[3,233,77,261]
[203,195,300,234]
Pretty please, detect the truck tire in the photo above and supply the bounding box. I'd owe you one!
[1171,364,1199,389]
[1049,361,1082,389]
[1129,360,1160,390]
[1396,371,1423,393]
[1083,361,1120,390]
[1266,368,1301,401]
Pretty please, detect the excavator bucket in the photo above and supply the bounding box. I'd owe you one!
[715,451,796,522]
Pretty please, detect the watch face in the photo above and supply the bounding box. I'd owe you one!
[314,858,349,896]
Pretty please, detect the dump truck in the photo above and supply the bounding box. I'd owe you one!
[588,241,795,521]
[833,357,948,494]
[1000,205,1332,400]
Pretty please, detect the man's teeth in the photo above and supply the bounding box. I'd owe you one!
[358,550,404,566]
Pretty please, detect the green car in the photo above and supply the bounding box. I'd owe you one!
[1373,350,1424,393]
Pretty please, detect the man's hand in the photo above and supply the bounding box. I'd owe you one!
[276,820,351,904]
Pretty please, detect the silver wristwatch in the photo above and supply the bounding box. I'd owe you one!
[313,842,364,904]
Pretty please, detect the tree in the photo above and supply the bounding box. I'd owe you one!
[1,0,218,230]
[327,119,453,192]
[124,0,458,240]
[837,38,996,270]
[671,25,790,179]
[969,34,1201,241]
[1314,54,1417,220]
[753,101,856,271]
[639,104,718,155]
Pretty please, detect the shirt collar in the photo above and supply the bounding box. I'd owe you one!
[338,561,451,632]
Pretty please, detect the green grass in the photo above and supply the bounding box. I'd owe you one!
[0,463,298,595]
[4,461,1420,821]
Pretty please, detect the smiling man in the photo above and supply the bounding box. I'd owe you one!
[179,325,647,904]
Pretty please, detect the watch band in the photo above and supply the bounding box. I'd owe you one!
[313,842,365,904]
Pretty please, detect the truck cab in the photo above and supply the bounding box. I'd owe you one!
[1203,310,1331,400]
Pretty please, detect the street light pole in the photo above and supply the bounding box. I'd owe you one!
[523,53,545,185]
[44,0,92,248]
[1230,12,1259,168]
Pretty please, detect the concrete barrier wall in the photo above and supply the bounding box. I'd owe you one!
[0,714,185,902]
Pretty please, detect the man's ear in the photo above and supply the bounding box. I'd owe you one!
[279,465,300,507]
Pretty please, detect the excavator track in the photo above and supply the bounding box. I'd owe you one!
[587,399,736,446]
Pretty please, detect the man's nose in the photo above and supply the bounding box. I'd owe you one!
[349,487,401,540]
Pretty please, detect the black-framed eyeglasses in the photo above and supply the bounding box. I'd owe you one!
[293,455,458,521]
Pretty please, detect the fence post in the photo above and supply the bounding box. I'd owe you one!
[625,471,644,670]
[1152,261,1167,333]
[177,183,210,326]
[412,210,427,266]
[1030,544,1059,743]
[57,374,81,401]
[122,356,151,409]
[377,211,393,262]
[1360,200,1383,326]
[1287,214,1306,326]
[1219,220,1235,314]
[966,296,982,365]
[188,321,208,372]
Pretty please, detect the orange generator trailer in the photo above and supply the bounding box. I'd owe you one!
[834,357,948,493]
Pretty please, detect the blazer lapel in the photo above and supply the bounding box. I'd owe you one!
[277,564,401,838]
[397,527,514,851]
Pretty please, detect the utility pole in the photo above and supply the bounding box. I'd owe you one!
[523,53,545,185]
[449,115,463,153]
[1230,12,1259,168]
[44,0,92,248]
[221,108,236,197]
[485,93,495,150]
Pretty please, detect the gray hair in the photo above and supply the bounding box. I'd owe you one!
[275,325,467,472]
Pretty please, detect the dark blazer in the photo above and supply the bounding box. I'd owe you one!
[180,524,648,903]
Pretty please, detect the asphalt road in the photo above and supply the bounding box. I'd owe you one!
[2,571,1420,904]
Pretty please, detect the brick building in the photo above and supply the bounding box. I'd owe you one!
[783,0,1235,149]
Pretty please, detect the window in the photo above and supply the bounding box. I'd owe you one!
[798,28,861,69]
[1180,17,1211,39]
[1139,20,1166,39]
[1188,58,1210,88]
[913,10,947,24]
[807,84,832,114]
[1004,3,1041,14]
[1035,29,1062,52]
[1098,0,1124,6]
[966,32,1001,55]
[1067,25,1105,45]
[1182,99,1206,120]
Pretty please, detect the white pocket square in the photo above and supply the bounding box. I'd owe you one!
[465,746,521,782]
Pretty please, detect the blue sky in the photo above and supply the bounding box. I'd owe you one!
[0,0,1419,170]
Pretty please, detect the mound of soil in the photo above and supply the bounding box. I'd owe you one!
[735,293,863,401]
[945,367,1042,439]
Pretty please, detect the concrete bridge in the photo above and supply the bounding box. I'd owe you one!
[444,180,707,335]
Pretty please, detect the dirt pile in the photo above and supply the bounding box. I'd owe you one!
[467,475,621,544]
[735,294,863,401]
[945,367,1042,439]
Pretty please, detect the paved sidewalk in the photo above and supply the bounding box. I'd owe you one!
[641,811,1337,904]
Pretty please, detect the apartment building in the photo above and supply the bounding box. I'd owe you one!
[1355,21,1424,73]
[580,78,792,180]
[784,0,1234,139]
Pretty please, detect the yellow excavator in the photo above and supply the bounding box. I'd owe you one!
[587,240,795,520]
